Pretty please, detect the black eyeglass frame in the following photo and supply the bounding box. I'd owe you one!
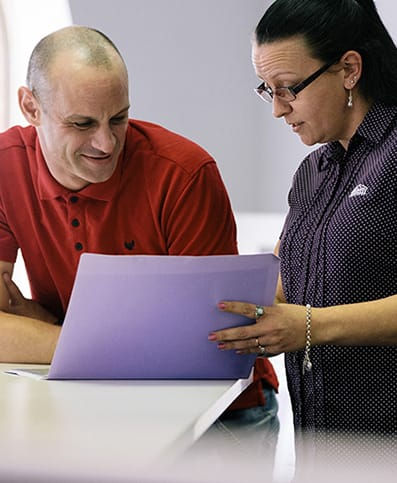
[255,60,336,103]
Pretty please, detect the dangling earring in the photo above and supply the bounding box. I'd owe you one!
[347,76,357,107]
[348,89,353,108]
[347,78,355,108]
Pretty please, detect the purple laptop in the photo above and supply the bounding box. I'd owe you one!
[47,253,279,379]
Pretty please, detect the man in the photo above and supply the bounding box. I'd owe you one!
[0,26,278,446]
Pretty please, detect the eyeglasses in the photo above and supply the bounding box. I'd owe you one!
[254,61,335,103]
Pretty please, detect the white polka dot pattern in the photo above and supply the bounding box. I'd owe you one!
[279,103,397,440]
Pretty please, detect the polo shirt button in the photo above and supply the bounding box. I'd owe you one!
[71,218,80,227]
[70,196,79,203]
[75,242,83,251]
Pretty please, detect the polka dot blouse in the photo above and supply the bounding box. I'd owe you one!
[279,103,397,442]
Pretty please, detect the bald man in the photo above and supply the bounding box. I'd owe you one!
[0,25,238,357]
[0,27,278,449]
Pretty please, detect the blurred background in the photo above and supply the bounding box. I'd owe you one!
[1,1,396,481]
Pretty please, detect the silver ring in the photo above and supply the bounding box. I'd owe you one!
[258,344,267,355]
[254,305,265,319]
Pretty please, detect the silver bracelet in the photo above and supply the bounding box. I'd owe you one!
[302,303,312,375]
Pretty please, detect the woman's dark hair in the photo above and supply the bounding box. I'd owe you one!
[255,0,397,105]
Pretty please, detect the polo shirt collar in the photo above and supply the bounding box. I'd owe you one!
[318,102,397,171]
[36,135,123,202]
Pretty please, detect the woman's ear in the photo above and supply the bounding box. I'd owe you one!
[341,50,362,90]
[18,87,41,126]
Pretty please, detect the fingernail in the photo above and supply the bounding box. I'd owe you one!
[208,333,217,341]
[217,302,226,310]
[217,343,226,350]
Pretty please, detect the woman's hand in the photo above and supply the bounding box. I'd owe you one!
[1,272,58,324]
[209,301,308,356]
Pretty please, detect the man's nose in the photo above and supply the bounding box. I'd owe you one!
[272,96,292,119]
[91,126,116,153]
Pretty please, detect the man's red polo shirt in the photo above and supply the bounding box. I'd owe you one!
[0,119,278,407]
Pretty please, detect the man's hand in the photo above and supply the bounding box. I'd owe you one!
[2,272,58,324]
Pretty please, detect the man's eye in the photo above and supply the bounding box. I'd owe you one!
[111,117,127,124]
[73,121,92,129]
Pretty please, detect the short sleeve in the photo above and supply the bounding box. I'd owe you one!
[165,162,238,256]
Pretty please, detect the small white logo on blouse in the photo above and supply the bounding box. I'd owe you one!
[349,184,368,198]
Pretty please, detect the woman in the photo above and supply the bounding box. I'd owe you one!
[209,0,397,469]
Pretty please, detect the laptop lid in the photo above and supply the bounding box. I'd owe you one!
[48,253,279,379]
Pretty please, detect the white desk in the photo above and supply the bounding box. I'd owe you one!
[0,363,252,482]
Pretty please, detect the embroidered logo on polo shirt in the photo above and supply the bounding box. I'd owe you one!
[349,184,368,198]
[124,240,135,250]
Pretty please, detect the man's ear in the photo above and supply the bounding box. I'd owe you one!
[18,87,42,126]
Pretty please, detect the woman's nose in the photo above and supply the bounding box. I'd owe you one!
[272,95,292,119]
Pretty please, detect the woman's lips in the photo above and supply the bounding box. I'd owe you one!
[291,122,304,132]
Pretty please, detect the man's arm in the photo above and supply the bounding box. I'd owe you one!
[0,260,60,363]
[165,163,237,255]
[0,261,12,310]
